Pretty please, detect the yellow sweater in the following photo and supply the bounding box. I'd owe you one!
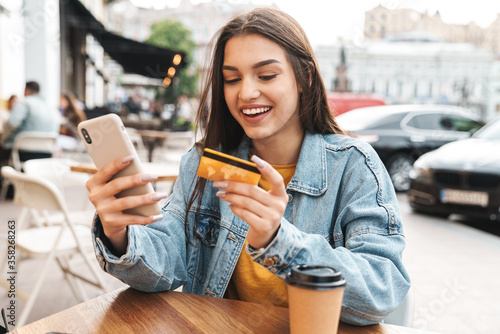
[224,163,296,308]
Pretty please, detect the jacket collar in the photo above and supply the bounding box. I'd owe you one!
[237,132,327,196]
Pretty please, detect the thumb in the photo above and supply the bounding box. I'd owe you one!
[251,155,285,194]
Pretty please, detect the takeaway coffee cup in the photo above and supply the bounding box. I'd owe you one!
[286,265,346,334]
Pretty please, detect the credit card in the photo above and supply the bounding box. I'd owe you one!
[196,148,261,185]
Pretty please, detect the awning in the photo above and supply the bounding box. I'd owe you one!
[63,0,186,79]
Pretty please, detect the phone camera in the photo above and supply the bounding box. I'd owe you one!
[81,128,92,144]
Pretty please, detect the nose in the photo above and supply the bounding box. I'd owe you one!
[239,78,260,101]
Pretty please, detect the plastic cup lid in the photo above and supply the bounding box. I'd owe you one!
[286,265,346,289]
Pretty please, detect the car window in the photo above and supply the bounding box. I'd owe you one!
[369,113,406,129]
[444,115,483,132]
[406,113,443,130]
[406,113,482,132]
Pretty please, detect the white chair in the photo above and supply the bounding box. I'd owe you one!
[22,158,94,228]
[0,132,58,199]
[384,286,415,327]
[0,166,108,327]
[10,132,58,171]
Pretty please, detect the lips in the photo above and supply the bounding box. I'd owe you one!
[240,106,272,124]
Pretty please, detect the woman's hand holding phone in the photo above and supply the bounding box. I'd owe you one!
[86,155,167,255]
[78,114,166,255]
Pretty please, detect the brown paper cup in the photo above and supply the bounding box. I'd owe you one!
[286,265,346,334]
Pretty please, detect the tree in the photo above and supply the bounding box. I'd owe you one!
[146,20,198,103]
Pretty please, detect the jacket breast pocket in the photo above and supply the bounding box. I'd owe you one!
[187,214,221,284]
[195,215,220,247]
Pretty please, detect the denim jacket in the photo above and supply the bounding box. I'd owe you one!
[92,132,411,325]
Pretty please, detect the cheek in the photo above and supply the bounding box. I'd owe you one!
[275,86,299,111]
[223,90,239,119]
[223,87,235,107]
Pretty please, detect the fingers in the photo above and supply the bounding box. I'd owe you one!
[85,155,167,233]
[86,155,157,204]
[251,155,286,195]
[213,155,289,249]
[90,173,158,203]
[86,155,135,192]
[96,191,167,217]
[215,186,284,222]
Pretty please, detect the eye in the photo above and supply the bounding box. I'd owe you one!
[224,78,240,84]
[260,74,277,81]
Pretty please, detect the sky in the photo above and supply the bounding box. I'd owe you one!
[129,0,500,46]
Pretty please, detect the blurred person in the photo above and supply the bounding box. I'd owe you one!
[152,102,163,119]
[7,94,18,111]
[173,94,195,131]
[124,96,140,115]
[0,95,18,132]
[84,7,410,326]
[59,92,87,138]
[0,81,60,167]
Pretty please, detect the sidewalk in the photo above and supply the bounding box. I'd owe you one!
[398,193,500,334]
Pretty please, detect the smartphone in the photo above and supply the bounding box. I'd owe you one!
[77,113,160,216]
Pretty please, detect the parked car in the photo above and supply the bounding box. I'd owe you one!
[408,117,500,221]
[335,104,484,192]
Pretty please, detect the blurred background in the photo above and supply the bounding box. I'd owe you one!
[1,1,500,333]
[2,0,500,124]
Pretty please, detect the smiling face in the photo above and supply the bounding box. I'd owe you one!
[222,34,304,147]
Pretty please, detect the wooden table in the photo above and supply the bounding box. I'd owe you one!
[136,129,170,162]
[13,287,435,334]
[121,117,162,131]
[70,162,179,182]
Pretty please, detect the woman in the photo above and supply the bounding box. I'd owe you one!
[0,95,17,132]
[87,8,410,325]
[7,95,18,111]
[59,92,86,138]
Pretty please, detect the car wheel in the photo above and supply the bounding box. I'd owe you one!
[387,153,415,192]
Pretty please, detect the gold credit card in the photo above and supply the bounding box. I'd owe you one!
[196,148,261,185]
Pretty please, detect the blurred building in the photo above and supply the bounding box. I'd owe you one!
[313,5,500,122]
[365,5,500,54]
[0,0,185,112]
[315,33,495,120]
[107,0,265,79]
[0,0,60,109]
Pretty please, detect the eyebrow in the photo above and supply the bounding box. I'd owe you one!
[222,59,281,71]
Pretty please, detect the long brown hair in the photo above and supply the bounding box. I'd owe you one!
[185,7,347,241]
[61,92,86,127]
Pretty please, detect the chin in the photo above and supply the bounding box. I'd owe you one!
[244,130,274,142]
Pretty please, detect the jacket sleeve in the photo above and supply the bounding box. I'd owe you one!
[91,152,197,293]
[247,147,411,326]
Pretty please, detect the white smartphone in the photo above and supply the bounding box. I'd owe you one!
[77,113,161,216]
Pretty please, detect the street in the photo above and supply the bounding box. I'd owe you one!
[398,193,500,334]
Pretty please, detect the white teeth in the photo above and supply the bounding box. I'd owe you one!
[241,107,271,115]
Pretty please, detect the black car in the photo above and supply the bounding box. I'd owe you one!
[335,104,484,192]
[408,117,500,221]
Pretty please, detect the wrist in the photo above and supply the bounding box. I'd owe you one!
[248,226,280,250]
[103,226,129,256]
